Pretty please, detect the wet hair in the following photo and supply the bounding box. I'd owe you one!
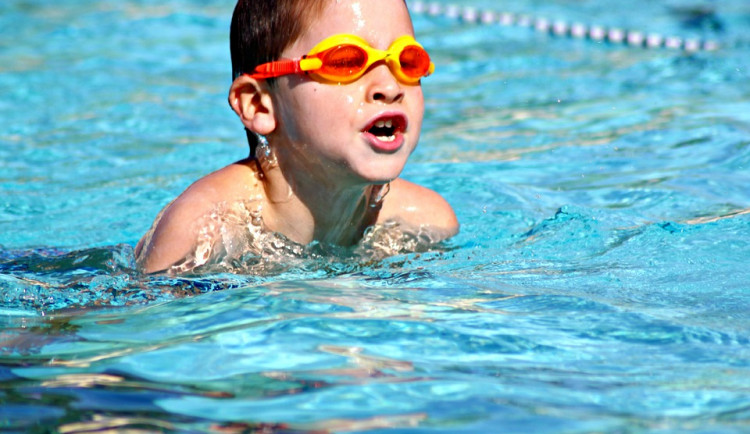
[230,0,328,156]
[230,0,330,80]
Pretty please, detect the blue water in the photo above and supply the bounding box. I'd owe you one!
[2,0,750,432]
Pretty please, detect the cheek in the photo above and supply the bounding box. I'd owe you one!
[284,86,360,138]
[412,86,425,109]
[407,87,425,132]
[321,86,363,119]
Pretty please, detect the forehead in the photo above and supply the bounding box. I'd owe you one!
[287,0,414,54]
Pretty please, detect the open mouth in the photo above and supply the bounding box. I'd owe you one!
[365,114,407,142]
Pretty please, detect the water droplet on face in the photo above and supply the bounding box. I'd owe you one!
[351,2,365,30]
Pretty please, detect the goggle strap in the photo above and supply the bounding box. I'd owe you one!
[248,60,303,79]
[247,57,325,79]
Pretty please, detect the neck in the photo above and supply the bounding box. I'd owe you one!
[257,151,378,246]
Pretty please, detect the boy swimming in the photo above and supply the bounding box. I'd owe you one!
[135,0,459,274]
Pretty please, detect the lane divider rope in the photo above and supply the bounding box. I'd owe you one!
[409,1,721,52]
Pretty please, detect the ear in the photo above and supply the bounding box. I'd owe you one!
[228,75,276,136]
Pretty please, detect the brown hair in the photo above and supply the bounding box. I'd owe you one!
[230,0,328,81]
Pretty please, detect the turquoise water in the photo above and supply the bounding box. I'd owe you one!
[2,0,750,432]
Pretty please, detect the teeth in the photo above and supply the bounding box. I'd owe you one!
[374,119,394,129]
[370,118,399,143]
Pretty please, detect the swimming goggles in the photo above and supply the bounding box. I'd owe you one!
[247,34,435,85]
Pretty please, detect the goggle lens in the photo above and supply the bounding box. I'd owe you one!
[318,45,368,76]
[399,45,432,78]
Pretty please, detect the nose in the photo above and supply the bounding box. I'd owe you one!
[365,62,404,104]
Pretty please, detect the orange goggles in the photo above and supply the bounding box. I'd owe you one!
[247,34,435,85]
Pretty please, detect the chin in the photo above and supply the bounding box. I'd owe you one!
[353,161,406,185]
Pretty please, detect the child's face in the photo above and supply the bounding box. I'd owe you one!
[270,0,425,186]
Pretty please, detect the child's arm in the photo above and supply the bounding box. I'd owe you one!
[135,193,212,274]
[136,161,257,274]
[378,178,459,239]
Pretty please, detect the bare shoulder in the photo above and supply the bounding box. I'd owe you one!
[378,178,459,239]
[135,159,260,273]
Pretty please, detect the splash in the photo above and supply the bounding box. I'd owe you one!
[1,209,448,313]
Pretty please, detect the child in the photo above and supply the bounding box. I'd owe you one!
[135,0,459,274]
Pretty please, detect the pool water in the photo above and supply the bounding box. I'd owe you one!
[2,0,750,432]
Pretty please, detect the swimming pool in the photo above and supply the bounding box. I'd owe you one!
[2,0,749,431]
